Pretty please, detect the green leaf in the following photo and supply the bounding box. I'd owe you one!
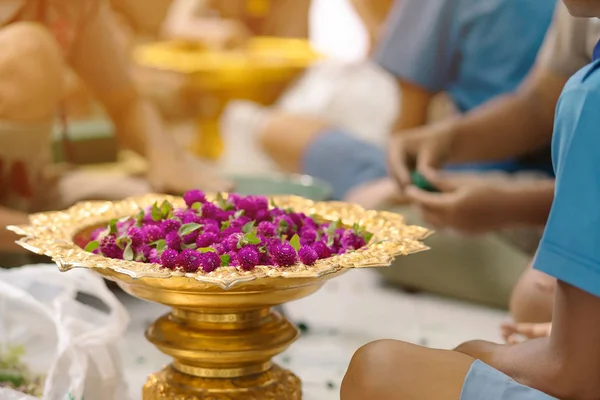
[277,219,289,232]
[234,209,245,218]
[160,200,173,219]
[192,202,202,211]
[135,209,145,226]
[151,239,167,253]
[269,199,278,208]
[220,254,231,266]
[325,220,339,236]
[116,236,132,249]
[221,220,231,230]
[243,231,261,245]
[179,223,202,236]
[151,202,163,221]
[108,219,118,235]
[216,192,233,210]
[363,231,374,243]
[197,247,216,253]
[326,234,335,247]
[123,243,134,261]
[84,241,99,253]
[289,234,301,251]
[242,221,255,234]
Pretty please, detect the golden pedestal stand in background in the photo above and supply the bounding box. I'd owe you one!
[10,194,431,399]
[134,38,321,160]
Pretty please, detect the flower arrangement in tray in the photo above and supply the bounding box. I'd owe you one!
[84,190,373,273]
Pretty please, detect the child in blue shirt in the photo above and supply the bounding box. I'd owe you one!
[340,2,600,399]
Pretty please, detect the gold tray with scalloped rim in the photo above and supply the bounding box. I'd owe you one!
[8,194,432,399]
[8,194,431,289]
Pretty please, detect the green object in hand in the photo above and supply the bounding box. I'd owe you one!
[410,171,439,192]
[0,369,24,387]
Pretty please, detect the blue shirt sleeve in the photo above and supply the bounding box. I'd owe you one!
[533,71,600,297]
[373,0,460,92]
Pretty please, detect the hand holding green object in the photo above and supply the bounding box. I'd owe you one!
[410,171,439,192]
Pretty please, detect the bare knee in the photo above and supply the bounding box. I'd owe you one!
[341,340,411,400]
[0,22,64,122]
[510,263,556,323]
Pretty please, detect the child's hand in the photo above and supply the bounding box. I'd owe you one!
[501,322,552,344]
[404,173,511,234]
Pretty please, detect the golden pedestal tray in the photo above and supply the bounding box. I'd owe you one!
[134,38,321,160]
[9,194,431,399]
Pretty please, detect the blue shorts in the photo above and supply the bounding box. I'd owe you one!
[461,360,556,400]
[302,129,552,200]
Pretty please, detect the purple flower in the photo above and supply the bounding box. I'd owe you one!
[143,225,163,243]
[162,219,182,235]
[127,226,144,249]
[90,227,105,241]
[213,243,226,255]
[178,249,202,273]
[299,228,317,245]
[182,230,198,245]
[148,248,160,263]
[196,232,218,248]
[312,241,332,260]
[223,233,242,252]
[227,251,240,267]
[200,252,221,273]
[221,226,242,238]
[116,219,134,233]
[183,190,206,207]
[259,250,273,266]
[230,216,252,229]
[99,235,123,259]
[165,231,182,251]
[298,246,318,265]
[161,249,179,270]
[270,243,297,267]
[201,202,220,220]
[201,220,220,235]
[254,209,270,222]
[257,221,276,237]
[237,245,260,271]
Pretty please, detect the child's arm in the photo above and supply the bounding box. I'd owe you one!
[68,2,230,193]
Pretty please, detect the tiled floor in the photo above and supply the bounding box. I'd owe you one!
[119,269,508,400]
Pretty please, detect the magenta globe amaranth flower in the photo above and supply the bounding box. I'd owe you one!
[99,235,123,259]
[257,221,276,237]
[237,245,260,271]
[143,225,163,243]
[165,231,182,251]
[271,243,297,267]
[312,241,332,259]
[200,252,221,273]
[178,249,202,273]
[183,189,206,207]
[196,232,218,248]
[298,246,318,265]
[161,249,179,270]
[162,219,182,235]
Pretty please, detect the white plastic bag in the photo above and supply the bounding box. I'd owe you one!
[0,265,131,400]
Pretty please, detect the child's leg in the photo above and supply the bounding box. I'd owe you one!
[0,23,64,212]
[341,340,474,400]
[258,111,330,172]
[509,261,556,323]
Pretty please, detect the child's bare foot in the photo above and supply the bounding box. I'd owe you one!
[500,322,552,344]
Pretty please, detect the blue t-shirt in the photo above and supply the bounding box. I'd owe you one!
[375,0,556,112]
[533,60,600,297]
